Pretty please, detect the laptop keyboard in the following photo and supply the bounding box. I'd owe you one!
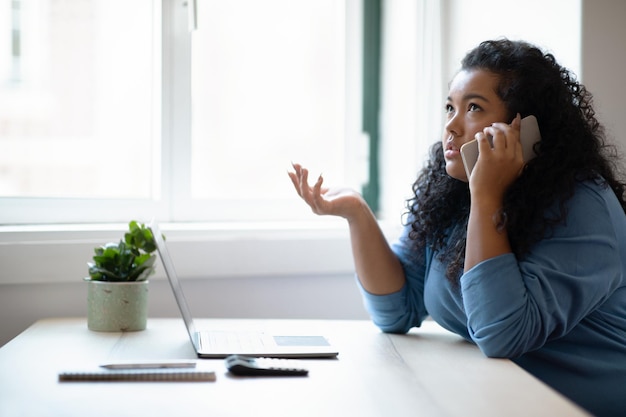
[199,330,271,352]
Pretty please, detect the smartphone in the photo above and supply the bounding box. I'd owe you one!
[460,115,541,179]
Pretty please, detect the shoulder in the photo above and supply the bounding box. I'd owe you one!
[576,177,616,199]
[555,178,626,238]
[566,178,623,216]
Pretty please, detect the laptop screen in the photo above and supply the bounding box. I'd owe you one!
[149,222,200,351]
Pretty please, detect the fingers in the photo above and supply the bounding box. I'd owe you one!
[479,113,522,152]
[491,113,521,145]
[287,171,301,196]
[288,163,326,212]
[474,130,492,155]
[311,173,325,211]
[300,169,325,210]
[511,113,522,129]
[470,115,526,195]
[288,162,310,198]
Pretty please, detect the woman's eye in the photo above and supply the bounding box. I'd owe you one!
[445,104,454,114]
[468,103,481,112]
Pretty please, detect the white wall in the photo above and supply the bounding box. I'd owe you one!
[442,0,582,81]
[581,0,626,158]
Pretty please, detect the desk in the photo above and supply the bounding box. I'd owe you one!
[0,318,589,417]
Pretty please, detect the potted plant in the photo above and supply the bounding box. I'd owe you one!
[84,221,159,332]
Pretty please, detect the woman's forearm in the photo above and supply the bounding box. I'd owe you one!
[465,197,512,272]
[347,201,405,295]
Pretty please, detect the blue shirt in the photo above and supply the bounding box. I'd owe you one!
[358,180,626,417]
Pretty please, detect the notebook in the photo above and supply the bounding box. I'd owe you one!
[59,369,216,382]
[149,221,339,359]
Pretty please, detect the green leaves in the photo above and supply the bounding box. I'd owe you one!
[86,221,159,282]
[125,220,157,253]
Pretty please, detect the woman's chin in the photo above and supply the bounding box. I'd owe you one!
[445,163,469,183]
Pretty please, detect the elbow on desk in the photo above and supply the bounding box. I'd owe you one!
[470,333,528,359]
[371,312,430,335]
[466,314,545,359]
[476,345,515,359]
[372,316,414,334]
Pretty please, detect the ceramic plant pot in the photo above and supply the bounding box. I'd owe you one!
[87,280,149,331]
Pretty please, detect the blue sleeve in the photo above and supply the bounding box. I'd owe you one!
[356,225,430,333]
[461,181,625,358]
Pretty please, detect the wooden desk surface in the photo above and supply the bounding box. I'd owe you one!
[0,318,589,417]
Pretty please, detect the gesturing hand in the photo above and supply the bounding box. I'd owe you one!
[288,163,366,219]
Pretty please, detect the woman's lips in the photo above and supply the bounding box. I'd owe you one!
[444,143,460,159]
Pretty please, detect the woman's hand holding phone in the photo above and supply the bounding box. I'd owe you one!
[460,115,541,179]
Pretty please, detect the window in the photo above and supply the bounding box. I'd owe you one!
[1,0,580,226]
[0,0,364,225]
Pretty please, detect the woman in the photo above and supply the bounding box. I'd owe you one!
[289,39,626,416]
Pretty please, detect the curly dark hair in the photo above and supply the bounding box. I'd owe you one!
[407,39,626,285]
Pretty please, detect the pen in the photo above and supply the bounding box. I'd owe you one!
[100,361,197,370]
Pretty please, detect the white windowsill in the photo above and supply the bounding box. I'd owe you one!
[0,220,402,285]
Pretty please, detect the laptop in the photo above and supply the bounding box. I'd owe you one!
[149,221,339,358]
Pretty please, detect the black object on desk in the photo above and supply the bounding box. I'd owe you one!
[226,354,309,376]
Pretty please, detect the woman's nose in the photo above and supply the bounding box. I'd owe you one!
[445,113,462,137]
